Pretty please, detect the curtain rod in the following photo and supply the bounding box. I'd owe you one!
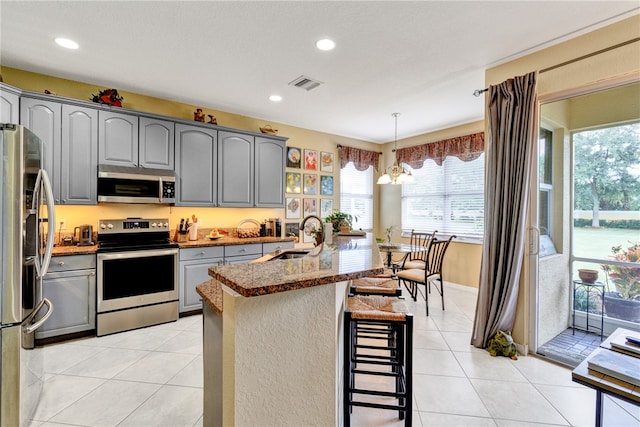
[472,37,640,97]
[336,144,383,155]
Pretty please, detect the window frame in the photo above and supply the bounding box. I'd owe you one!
[400,154,485,243]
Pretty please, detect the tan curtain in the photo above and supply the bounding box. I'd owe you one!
[396,132,484,168]
[471,71,538,348]
[339,145,380,171]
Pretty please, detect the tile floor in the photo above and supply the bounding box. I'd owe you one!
[537,328,604,368]
[30,283,640,427]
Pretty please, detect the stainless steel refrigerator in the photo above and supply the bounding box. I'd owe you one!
[0,123,55,426]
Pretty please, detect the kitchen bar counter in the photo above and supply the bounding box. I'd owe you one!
[197,233,384,426]
[206,234,383,298]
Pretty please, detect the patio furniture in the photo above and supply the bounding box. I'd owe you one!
[396,236,456,315]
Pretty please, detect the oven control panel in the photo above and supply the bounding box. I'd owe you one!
[98,218,170,233]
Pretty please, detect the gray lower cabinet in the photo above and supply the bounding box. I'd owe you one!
[224,243,262,264]
[37,255,96,339]
[175,123,217,206]
[179,247,224,313]
[98,110,139,167]
[263,241,295,254]
[0,83,20,124]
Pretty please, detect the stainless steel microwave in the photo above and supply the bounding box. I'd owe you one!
[97,165,175,204]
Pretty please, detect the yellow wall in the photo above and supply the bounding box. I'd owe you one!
[1,67,381,235]
[485,14,640,347]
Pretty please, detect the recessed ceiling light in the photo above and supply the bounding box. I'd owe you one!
[55,38,79,49]
[316,38,335,51]
[269,95,282,102]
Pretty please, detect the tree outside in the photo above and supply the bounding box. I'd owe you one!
[573,123,640,227]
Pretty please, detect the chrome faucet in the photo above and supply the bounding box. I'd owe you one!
[300,215,325,245]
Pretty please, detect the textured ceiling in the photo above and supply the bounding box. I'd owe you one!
[1,1,638,143]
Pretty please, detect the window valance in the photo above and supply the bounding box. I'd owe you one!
[338,145,381,171]
[396,132,484,168]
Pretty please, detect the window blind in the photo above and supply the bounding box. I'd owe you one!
[401,154,485,236]
[340,163,373,231]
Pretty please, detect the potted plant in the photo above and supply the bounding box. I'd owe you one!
[601,242,640,323]
[325,211,357,233]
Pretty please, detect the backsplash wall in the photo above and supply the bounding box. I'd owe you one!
[54,205,285,238]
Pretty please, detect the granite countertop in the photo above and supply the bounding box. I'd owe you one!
[196,279,223,316]
[177,236,295,248]
[51,236,294,256]
[203,233,384,299]
[52,244,98,256]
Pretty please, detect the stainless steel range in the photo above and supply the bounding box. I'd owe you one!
[96,218,178,336]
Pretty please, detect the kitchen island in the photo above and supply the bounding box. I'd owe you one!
[196,233,384,426]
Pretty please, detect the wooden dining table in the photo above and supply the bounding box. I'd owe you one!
[377,243,421,268]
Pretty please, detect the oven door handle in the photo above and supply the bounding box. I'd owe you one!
[97,247,178,260]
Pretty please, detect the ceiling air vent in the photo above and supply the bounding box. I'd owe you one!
[288,75,323,91]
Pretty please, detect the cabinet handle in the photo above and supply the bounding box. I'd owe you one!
[240,248,246,252]
[89,271,95,276]
[200,251,205,255]
[58,261,65,266]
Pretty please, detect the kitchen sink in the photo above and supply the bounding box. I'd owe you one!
[267,250,310,260]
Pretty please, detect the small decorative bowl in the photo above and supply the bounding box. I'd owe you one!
[578,269,599,283]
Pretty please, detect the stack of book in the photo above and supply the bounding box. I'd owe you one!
[588,333,640,386]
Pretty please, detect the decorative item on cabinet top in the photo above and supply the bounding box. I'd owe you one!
[91,88,123,107]
[259,124,278,135]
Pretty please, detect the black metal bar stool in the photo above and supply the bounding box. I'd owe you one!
[344,295,413,426]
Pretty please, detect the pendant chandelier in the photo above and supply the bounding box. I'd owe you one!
[377,113,413,185]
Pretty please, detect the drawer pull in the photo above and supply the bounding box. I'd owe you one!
[58,261,65,266]
[89,271,95,276]
[200,251,206,255]
[239,248,246,252]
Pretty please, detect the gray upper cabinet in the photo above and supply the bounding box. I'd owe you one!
[20,97,62,202]
[0,83,20,124]
[218,131,254,207]
[61,105,98,204]
[175,123,217,206]
[139,117,174,170]
[21,97,97,205]
[255,136,285,207]
[98,110,138,167]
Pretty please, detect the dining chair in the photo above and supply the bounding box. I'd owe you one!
[396,235,456,315]
[392,229,437,274]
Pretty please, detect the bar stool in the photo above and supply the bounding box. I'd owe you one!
[344,295,413,426]
[350,273,402,297]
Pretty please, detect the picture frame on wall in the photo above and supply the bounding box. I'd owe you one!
[304,149,318,170]
[320,199,333,218]
[286,197,301,219]
[320,151,334,172]
[320,175,333,196]
[285,222,300,239]
[303,173,317,195]
[286,172,302,194]
[303,198,317,216]
[287,147,301,168]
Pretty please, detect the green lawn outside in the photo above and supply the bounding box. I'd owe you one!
[572,227,640,292]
